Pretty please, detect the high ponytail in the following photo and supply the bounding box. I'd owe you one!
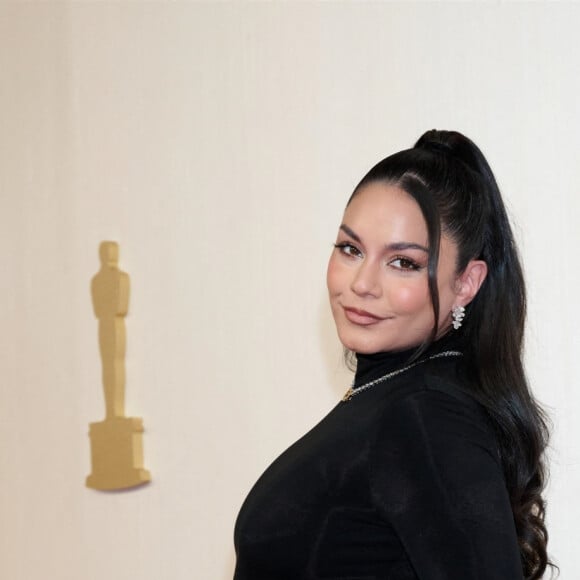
[349,130,554,578]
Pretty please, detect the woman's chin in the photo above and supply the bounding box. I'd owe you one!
[337,332,384,355]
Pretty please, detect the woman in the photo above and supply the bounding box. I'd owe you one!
[234,130,552,579]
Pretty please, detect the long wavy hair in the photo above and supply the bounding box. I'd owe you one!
[348,130,553,579]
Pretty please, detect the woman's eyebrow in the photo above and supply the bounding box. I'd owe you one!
[339,224,361,242]
[386,242,429,253]
[340,224,428,253]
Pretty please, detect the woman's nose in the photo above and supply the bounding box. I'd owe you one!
[350,260,382,297]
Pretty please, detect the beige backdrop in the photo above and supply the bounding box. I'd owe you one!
[1,2,577,578]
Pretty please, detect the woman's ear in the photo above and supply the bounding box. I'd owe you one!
[455,260,488,306]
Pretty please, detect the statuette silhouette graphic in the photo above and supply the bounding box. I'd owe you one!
[86,241,151,490]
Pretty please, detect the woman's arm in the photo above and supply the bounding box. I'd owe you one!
[370,384,523,580]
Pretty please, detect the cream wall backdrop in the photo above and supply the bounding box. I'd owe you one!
[1,2,578,578]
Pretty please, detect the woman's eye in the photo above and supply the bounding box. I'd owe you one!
[390,257,421,271]
[334,242,362,258]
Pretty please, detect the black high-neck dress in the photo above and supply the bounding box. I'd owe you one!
[233,337,523,579]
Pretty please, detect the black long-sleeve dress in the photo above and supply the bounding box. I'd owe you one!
[234,338,523,579]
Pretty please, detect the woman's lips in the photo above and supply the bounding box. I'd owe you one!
[343,306,385,326]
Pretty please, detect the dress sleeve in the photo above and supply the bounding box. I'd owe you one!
[369,384,523,580]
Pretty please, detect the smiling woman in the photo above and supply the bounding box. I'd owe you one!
[327,183,487,354]
[233,130,553,580]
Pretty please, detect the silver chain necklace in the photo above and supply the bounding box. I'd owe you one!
[342,350,462,402]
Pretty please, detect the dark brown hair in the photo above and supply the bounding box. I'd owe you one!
[348,130,553,579]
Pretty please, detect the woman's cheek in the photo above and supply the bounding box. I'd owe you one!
[326,255,343,295]
[389,281,430,314]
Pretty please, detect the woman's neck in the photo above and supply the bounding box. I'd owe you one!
[353,332,463,388]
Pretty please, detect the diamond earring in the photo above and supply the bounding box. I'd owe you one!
[451,306,465,329]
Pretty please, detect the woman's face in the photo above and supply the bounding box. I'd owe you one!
[327,181,463,354]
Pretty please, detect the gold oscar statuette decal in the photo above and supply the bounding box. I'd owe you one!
[86,241,151,490]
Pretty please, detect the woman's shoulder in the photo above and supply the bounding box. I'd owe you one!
[374,360,500,461]
[421,359,484,411]
[376,356,481,411]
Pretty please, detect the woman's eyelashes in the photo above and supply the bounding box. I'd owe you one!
[333,242,362,258]
[333,241,423,271]
[389,256,422,271]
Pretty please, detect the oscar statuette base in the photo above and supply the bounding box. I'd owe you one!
[86,417,151,491]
